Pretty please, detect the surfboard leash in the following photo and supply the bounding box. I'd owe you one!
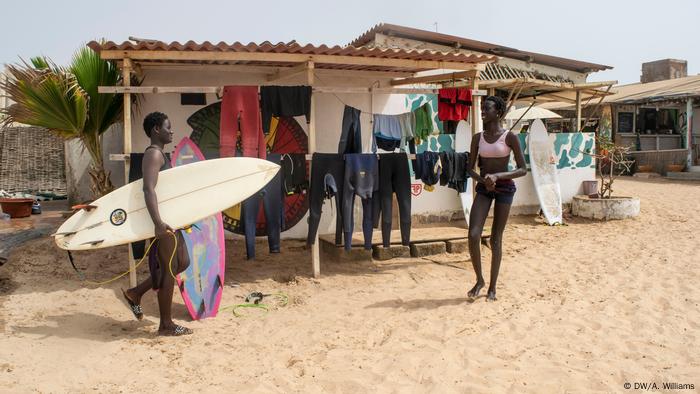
[220,292,289,317]
[66,231,180,286]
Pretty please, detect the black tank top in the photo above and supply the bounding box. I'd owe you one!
[145,145,171,171]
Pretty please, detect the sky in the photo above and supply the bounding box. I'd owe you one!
[1,0,698,85]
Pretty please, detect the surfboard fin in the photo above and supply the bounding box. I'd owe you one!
[79,239,105,246]
[215,274,224,289]
[51,231,77,237]
[198,300,206,315]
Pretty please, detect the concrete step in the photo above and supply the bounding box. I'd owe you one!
[372,245,410,260]
[410,241,447,257]
[688,166,700,173]
[666,172,700,181]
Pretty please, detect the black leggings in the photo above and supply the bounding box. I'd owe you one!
[343,154,378,250]
[307,153,344,245]
[241,154,282,260]
[375,153,412,247]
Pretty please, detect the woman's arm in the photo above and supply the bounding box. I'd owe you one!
[467,133,485,183]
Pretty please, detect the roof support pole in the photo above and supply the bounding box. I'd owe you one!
[307,63,320,278]
[687,98,693,168]
[575,90,582,132]
[122,58,137,288]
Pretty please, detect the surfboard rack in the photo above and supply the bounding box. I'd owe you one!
[71,204,98,212]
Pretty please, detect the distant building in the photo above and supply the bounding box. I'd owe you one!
[641,59,687,83]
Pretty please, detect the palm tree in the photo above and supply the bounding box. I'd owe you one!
[1,46,133,197]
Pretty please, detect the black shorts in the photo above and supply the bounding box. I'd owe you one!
[475,182,516,205]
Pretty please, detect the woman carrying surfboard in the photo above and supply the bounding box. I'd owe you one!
[466,96,527,302]
[123,112,193,336]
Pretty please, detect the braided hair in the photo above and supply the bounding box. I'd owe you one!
[484,95,507,119]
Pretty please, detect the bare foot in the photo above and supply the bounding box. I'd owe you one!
[468,281,485,298]
[486,289,497,302]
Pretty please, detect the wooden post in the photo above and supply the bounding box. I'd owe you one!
[575,90,582,132]
[687,98,693,167]
[307,63,320,278]
[122,58,137,288]
[471,74,481,202]
[471,76,482,136]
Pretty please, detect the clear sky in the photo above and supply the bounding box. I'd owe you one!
[2,0,698,85]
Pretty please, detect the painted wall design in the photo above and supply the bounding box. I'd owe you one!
[187,102,309,235]
[510,132,596,170]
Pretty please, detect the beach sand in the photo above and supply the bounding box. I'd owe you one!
[0,177,698,393]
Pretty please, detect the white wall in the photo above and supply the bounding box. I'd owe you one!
[122,68,592,239]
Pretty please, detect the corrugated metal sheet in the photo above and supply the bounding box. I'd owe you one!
[602,75,700,104]
[88,40,495,73]
[350,23,611,73]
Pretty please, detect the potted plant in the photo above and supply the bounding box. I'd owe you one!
[571,135,640,220]
[666,162,685,173]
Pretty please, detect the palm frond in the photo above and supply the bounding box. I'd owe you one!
[1,61,88,138]
[69,46,123,135]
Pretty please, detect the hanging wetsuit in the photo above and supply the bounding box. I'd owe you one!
[260,86,312,134]
[241,153,283,260]
[342,154,378,250]
[374,153,412,248]
[307,153,345,246]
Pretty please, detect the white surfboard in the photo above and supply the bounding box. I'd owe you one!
[55,157,279,250]
[455,120,474,226]
[527,119,563,225]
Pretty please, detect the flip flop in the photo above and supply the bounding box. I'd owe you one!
[121,289,143,320]
[158,325,193,336]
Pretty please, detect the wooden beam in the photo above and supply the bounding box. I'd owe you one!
[133,62,414,78]
[534,92,578,104]
[99,85,488,96]
[122,58,137,288]
[99,50,490,71]
[267,61,311,82]
[573,80,618,90]
[389,68,482,86]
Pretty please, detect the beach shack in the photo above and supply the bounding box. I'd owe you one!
[86,23,614,282]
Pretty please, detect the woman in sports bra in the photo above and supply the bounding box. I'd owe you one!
[466,96,527,301]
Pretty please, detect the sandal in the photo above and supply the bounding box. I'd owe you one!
[121,289,143,320]
[158,325,193,336]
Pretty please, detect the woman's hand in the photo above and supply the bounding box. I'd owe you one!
[155,221,174,238]
[484,174,499,191]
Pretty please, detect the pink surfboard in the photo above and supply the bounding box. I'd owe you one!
[171,137,226,320]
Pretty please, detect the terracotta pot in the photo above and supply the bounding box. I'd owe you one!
[666,164,685,172]
[0,198,34,218]
[637,165,653,173]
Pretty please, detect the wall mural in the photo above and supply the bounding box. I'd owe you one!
[404,94,596,171]
[187,102,309,236]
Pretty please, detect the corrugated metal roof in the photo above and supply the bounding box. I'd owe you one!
[601,75,700,104]
[87,40,495,73]
[350,23,612,73]
[538,76,700,109]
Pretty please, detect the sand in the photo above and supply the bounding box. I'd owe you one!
[0,177,698,393]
